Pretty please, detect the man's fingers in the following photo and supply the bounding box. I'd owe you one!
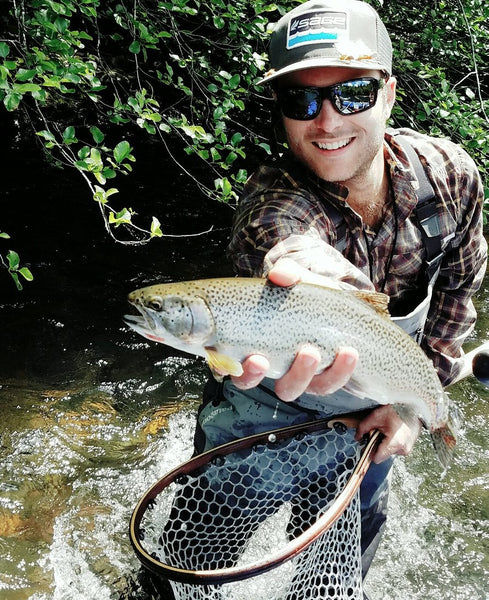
[355,405,422,464]
[267,258,346,290]
[274,346,358,402]
[307,347,358,395]
[274,346,321,402]
[267,258,304,287]
[231,355,269,390]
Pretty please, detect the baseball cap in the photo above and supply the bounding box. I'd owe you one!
[259,0,392,84]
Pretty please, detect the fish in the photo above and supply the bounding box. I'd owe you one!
[125,277,457,467]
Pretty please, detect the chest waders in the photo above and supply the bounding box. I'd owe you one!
[193,135,449,595]
[196,134,448,448]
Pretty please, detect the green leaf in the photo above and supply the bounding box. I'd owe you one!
[77,146,91,160]
[231,132,243,146]
[215,176,232,198]
[62,126,77,144]
[54,17,69,33]
[109,208,133,226]
[77,31,93,41]
[18,267,33,282]
[37,130,57,142]
[4,93,21,111]
[0,42,9,58]
[102,167,116,179]
[104,188,119,199]
[228,74,241,89]
[10,271,22,291]
[31,88,46,103]
[94,171,106,185]
[13,83,41,93]
[93,187,119,204]
[15,69,37,82]
[90,126,104,144]
[0,232,10,239]
[93,185,108,204]
[7,250,20,270]
[113,140,132,163]
[234,168,248,183]
[89,147,103,168]
[150,217,163,237]
[225,150,237,165]
[129,41,141,54]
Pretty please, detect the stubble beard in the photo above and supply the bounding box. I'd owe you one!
[300,128,386,186]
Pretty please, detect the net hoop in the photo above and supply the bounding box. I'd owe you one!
[130,411,380,585]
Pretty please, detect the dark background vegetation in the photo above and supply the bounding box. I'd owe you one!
[1,0,488,290]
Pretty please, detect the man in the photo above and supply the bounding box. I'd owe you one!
[194,0,487,596]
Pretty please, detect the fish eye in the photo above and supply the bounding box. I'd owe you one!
[146,296,163,311]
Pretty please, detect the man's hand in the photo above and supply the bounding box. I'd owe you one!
[231,258,358,401]
[355,405,422,463]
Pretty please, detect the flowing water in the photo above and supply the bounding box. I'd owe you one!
[1,142,488,599]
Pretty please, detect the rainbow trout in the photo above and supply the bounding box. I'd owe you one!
[125,278,457,466]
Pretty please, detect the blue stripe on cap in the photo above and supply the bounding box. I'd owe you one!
[287,32,338,49]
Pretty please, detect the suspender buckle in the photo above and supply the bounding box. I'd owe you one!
[425,251,444,283]
[419,213,441,238]
[426,252,444,269]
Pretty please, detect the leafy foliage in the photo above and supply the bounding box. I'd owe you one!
[1,0,488,287]
[384,0,489,218]
[0,233,33,290]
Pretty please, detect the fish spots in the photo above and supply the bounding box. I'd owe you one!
[127,278,451,467]
[159,296,195,339]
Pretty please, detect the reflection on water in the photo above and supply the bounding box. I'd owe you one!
[1,143,488,599]
[1,346,489,600]
[0,358,203,600]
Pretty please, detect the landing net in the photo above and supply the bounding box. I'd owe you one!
[132,421,365,600]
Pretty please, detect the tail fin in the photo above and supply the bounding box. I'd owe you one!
[431,420,457,468]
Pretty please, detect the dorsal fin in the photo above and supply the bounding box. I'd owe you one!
[353,290,390,317]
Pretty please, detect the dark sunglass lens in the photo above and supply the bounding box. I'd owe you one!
[280,88,321,120]
[333,79,378,115]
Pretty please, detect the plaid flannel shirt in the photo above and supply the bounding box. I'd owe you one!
[228,128,487,385]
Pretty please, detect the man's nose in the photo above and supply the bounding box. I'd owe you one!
[313,98,345,131]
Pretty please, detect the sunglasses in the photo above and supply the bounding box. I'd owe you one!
[275,77,385,120]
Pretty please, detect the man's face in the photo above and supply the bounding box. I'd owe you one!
[276,67,396,185]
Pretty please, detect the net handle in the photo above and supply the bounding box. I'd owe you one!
[130,410,380,584]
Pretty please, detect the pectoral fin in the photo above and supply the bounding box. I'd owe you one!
[205,347,244,381]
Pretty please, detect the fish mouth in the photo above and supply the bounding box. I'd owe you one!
[124,308,166,343]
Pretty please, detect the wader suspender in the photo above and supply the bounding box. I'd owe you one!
[329,133,445,285]
[394,133,444,284]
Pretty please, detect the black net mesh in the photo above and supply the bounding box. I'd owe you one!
[136,425,364,600]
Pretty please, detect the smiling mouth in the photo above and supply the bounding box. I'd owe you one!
[314,138,352,151]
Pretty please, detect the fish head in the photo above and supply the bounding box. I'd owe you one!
[125,285,215,348]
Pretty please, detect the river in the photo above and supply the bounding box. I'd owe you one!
[0,141,488,599]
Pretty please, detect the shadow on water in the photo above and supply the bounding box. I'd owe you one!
[1,136,488,599]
